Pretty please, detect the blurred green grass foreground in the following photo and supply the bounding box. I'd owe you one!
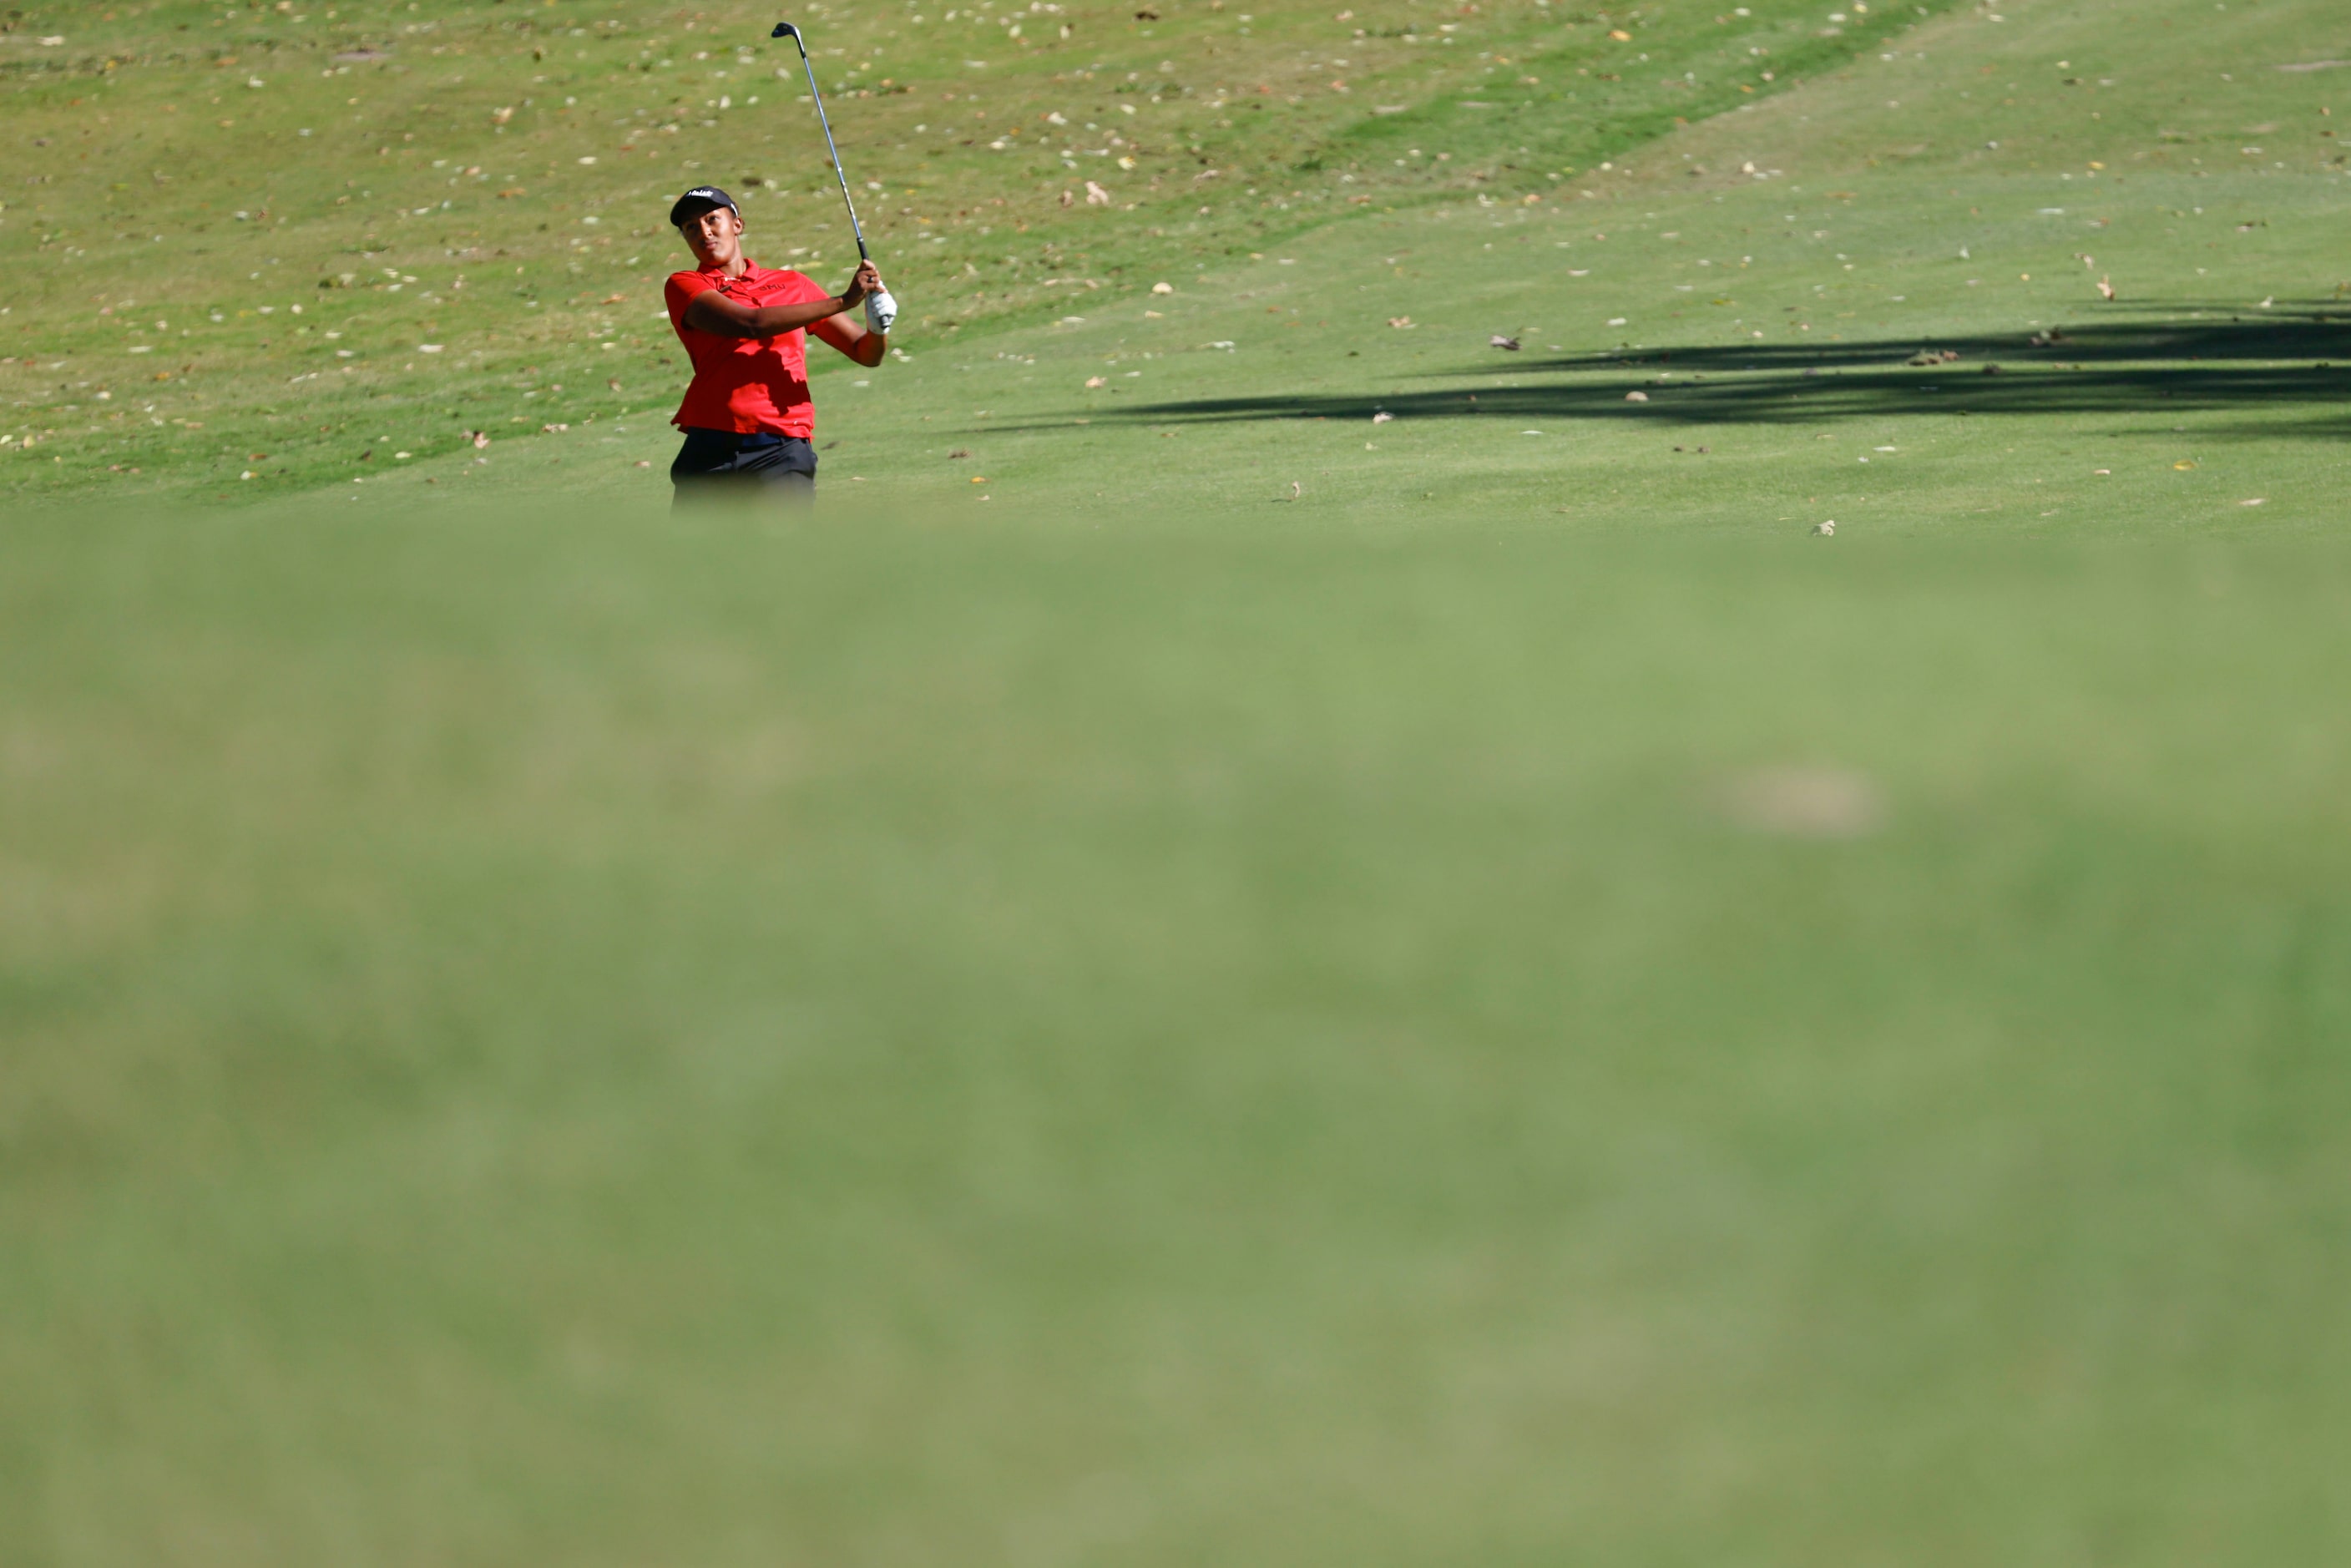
[5,500,2351,1565]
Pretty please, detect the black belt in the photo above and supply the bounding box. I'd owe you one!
[685,427,791,450]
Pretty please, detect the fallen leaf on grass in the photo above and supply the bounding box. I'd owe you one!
[1371,411,1393,423]
[1489,334,1521,351]
[947,448,972,459]
[1625,390,1649,402]
[1388,316,1414,328]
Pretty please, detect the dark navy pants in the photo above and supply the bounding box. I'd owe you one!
[670,427,817,503]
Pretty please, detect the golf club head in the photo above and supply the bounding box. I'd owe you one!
[865,289,897,335]
[771,21,803,43]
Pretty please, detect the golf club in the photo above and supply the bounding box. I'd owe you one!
[771,20,897,334]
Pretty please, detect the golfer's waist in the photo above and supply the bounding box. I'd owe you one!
[680,427,808,450]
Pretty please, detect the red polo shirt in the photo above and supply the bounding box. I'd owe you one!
[665,260,854,438]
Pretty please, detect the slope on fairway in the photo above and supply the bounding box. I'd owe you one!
[7,497,2351,1565]
[801,0,2351,529]
[1,0,1960,504]
[182,0,2351,532]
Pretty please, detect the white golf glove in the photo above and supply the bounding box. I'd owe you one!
[865,288,897,335]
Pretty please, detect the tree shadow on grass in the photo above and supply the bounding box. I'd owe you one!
[1088,301,2351,438]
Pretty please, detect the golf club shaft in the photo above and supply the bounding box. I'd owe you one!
[773,23,868,259]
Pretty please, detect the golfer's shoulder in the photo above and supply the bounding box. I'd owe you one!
[665,266,721,302]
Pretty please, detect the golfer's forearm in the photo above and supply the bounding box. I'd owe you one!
[744,297,856,336]
[685,293,857,338]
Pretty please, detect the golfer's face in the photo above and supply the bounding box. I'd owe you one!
[683,207,743,266]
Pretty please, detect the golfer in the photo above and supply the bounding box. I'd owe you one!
[663,185,887,498]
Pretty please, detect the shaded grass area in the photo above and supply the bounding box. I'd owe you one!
[1096,302,2351,434]
[5,501,2351,1563]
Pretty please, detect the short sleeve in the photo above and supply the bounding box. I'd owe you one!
[665,271,711,329]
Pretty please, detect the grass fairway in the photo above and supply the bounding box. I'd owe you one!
[8,0,2351,1561]
[8,503,2351,1563]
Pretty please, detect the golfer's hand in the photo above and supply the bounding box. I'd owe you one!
[842,260,882,311]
